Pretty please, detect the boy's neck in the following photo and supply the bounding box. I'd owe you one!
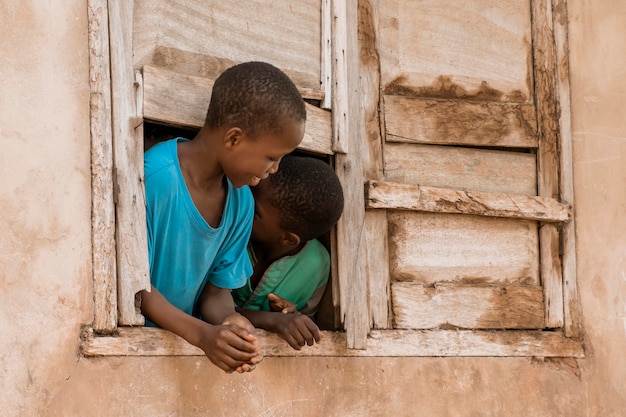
[251,239,305,264]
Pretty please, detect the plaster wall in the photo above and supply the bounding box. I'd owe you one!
[0,1,624,416]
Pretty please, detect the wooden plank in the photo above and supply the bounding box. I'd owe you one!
[378,0,532,101]
[147,47,325,102]
[532,0,565,328]
[359,0,390,329]
[366,180,571,222]
[141,65,333,155]
[81,327,584,358]
[384,143,537,196]
[133,0,322,90]
[384,96,538,148]
[391,282,545,330]
[321,0,332,109]
[333,0,369,348]
[552,0,580,337]
[388,212,539,285]
[108,0,151,325]
[88,0,117,333]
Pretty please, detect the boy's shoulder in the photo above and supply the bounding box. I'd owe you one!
[144,138,186,175]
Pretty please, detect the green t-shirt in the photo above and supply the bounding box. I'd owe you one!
[232,239,329,313]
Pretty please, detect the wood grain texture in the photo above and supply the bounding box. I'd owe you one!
[384,95,538,148]
[385,143,537,196]
[552,0,581,337]
[142,65,333,155]
[108,0,151,325]
[88,0,117,333]
[392,282,545,330]
[388,212,539,285]
[532,0,565,329]
[366,180,571,222]
[359,0,390,329]
[81,327,583,358]
[133,0,322,90]
[333,0,369,348]
[378,0,532,101]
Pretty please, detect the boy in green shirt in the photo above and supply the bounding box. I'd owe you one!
[231,155,344,350]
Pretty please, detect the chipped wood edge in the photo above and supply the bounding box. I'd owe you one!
[88,0,117,333]
[81,327,584,358]
[333,0,370,348]
[531,0,565,328]
[366,180,571,222]
[108,0,151,325]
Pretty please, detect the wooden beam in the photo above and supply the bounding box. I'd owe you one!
[81,327,584,358]
[366,180,571,222]
[88,0,117,333]
[108,0,151,325]
[384,95,538,148]
[532,0,565,328]
[392,282,545,330]
[333,0,370,348]
[141,65,333,155]
[552,0,581,337]
[358,0,390,329]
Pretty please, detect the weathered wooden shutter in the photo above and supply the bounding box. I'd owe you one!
[349,0,581,350]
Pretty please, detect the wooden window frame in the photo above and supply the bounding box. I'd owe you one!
[82,0,584,359]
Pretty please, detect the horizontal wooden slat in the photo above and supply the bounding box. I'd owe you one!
[142,65,333,155]
[81,327,584,358]
[133,0,322,90]
[384,95,537,148]
[388,212,539,284]
[378,0,532,101]
[148,47,326,102]
[391,282,544,330]
[366,180,571,222]
[384,143,537,195]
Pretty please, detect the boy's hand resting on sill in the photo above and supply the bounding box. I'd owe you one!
[266,293,322,350]
[268,310,322,350]
[222,312,263,373]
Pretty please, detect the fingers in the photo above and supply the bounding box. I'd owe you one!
[280,315,322,350]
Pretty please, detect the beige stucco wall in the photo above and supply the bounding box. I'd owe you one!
[0,1,624,416]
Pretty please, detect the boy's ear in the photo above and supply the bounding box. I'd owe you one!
[282,231,301,248]
[224,127,244,148]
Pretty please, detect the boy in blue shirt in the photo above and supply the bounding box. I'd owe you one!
[231,155,344,350]
[142,62,306,373]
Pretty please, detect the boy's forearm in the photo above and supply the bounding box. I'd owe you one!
[198,283,237,324]
[236,308,280,332]
[140,287,207,347]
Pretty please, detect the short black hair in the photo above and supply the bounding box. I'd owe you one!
[265,155,344,242]
[205,61,306,137]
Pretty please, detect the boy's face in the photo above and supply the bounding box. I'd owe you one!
[224,117,304,188]
[250,180,285,246]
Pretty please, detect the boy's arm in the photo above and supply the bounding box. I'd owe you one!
[237,305,321,350]
[140,286,261,373]
[197,283,264,368]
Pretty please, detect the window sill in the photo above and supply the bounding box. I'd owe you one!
[81,327,584,358]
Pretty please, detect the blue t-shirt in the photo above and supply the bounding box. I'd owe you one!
[144,138,253,320]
